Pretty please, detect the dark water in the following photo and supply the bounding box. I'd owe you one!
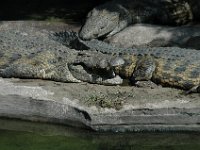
[0,118,200,150]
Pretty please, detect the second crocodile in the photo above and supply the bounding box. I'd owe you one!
[79,0,193,40]
[54,31,200,93]
[0,22,200,93]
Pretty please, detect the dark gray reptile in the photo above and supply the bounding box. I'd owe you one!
[79,0,193,40]
[53,30,200,93]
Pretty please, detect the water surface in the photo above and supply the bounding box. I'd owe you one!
[0,118,200,150]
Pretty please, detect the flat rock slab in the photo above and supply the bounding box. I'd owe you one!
[0,77,200,132]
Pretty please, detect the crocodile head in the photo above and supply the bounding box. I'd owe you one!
[68,51,125,85]
[79,3,132,40]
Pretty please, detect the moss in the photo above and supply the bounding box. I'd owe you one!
[83,91,134,110]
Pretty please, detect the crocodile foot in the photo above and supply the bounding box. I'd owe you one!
[130,54,156,82]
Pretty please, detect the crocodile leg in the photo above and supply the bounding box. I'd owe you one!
[130,55,156,83]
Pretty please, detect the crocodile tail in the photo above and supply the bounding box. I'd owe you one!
[50,30,125,53]
[79,39,125,54]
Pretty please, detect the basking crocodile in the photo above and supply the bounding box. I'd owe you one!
[0,23,200,93]
[0,22,123,85]
[71,46,200,93]
[79,0,193,40]
[53,31,200,93]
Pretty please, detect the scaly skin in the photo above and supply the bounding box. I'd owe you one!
[72,47,200,92]
[115,48,200,91]
[53,30,200,92]
[0,24,199,92]
[79,0,193,40]
[0,23,123,85]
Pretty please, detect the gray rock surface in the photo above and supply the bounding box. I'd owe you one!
[105,24,200,49]
[0,77,200,132]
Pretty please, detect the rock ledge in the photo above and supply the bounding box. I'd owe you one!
[0,77,200,132]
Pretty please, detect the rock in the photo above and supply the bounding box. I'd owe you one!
[105,24,200,49]
[0,77,200,132]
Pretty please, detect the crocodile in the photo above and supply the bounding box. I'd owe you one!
[70,46,200,93]
[0,23,200,93]
[0,22,123,85]
[79,0,193,40]
[53,31,200,93]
